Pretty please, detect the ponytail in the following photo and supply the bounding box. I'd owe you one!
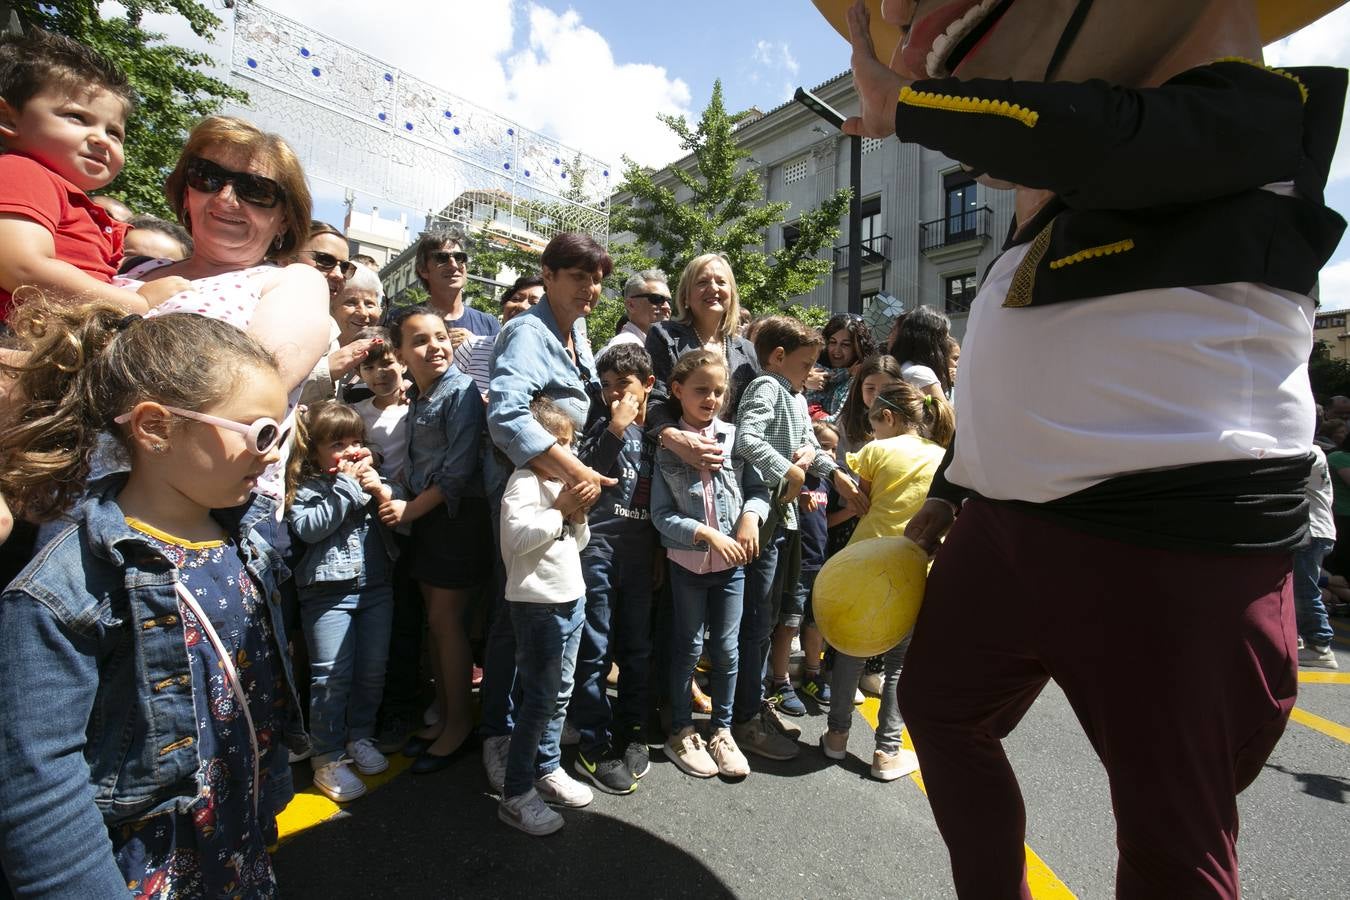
[870,382,956,449]
[921,394,956,449]
[0,297,278,522]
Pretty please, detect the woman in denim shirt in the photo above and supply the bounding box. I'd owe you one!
[0,303,303,898]
[650,349,771,781]
[478,233,618,780]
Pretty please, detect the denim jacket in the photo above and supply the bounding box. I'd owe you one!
[406,364,486,516]
[650,418,772,552]
[0,478,302,897]
[488,296,598,466]
[287,473,399,588]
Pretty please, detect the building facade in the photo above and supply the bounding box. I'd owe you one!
[1315,310,1350,361]
[615,71,1017,340]
[344,206,410,270]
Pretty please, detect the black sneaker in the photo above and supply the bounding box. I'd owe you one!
[573,748,637,795]
[623,740,651,779]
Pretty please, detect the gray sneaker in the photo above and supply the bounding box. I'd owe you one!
[499,788,564,836]
[482,734,510,793]
[1298,645,1339,669]
[762,699,802,739]
[733,709,799,760]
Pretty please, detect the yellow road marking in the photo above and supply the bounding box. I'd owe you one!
[1289,708,1350,745]
[1298,671,1350,685]
[276,753,414,843]
[857,696,1076,898]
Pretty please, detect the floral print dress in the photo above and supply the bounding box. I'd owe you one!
[114,520,291,899]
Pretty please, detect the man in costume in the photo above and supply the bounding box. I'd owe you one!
[814,0,1347,896]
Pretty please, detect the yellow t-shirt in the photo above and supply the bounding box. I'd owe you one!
[845,433,946,542]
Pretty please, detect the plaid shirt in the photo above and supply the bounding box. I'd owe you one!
[733,372,837,530]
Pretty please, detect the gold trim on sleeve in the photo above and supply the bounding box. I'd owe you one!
[898,86,1040,127]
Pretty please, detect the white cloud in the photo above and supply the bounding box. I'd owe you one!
[122,0,691,170]
[1265,5,1350,184]
[1316,258,1350,311]
[746,39,799,106]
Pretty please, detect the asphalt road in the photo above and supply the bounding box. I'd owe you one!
[272,635,1350,899]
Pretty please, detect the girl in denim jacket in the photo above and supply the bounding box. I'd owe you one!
[0,300,303,898]
[285,401,399,804]
[651,349,771,781]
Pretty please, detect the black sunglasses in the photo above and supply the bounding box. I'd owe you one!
[630,292,671,305]
[302,250,356,278]
[430,250,469,266]
[185,157,285,209]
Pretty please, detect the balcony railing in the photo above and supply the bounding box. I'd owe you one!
[833,233,892,271]
[919,206,993,253]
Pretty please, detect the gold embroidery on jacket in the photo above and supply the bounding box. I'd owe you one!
[898,87,1040,127]
[1211,57,1309,103]
[1048,239,1135,270]
[1004,218,1056,308]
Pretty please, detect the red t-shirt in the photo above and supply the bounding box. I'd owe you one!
[0,153,127,323]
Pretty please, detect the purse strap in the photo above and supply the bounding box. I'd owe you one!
[173,581,261,820]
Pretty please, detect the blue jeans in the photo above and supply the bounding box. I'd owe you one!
[1293,537,1335,648]
[571,545,654,754]
[734,526,791,724]
[669,563,744,731]
[503,599,585,798]
[300,583,395,764]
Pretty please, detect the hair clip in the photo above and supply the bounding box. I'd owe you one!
[116,314,142,331]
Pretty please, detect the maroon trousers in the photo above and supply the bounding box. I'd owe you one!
[897,499,1298,899]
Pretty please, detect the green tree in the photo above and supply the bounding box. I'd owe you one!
[1310,339,1350,400]
[13,1,246,216]
[611,80,851,315]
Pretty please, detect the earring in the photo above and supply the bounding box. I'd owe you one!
[182,210,191,231]
[150,443,166,453]
[272,234,284,251]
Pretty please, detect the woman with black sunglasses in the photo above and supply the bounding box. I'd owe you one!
[120,115,331,511]
[288,220,355,303]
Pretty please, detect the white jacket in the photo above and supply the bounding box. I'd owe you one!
[500,468,590,603]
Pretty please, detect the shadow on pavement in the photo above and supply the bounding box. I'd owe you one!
[1264,762,1349,804]
[272,753,736,899]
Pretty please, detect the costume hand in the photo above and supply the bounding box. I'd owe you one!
[136,276,192,308]
[662,428,724,472]
[904,498,957,556]
[843,0,911,139]
[378,499,407,527]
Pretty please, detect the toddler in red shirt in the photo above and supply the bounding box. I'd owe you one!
[0,29,182,324]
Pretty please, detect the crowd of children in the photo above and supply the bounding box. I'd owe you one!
[0,23,1343,898]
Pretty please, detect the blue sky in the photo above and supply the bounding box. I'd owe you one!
[138,0,1350,306]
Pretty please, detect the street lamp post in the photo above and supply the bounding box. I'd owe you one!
[794,87,862,316]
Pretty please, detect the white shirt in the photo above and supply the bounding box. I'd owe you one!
[500,468,590,603]
[900,362,940,391]
[1308,446,1336,541]
[353,397,409,484]
[600,322,646,357]
[947,241,1315,503]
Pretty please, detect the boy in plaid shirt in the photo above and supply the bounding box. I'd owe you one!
[732,316,866,761]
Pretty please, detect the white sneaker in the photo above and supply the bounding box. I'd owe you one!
[535,767,593,808]
[859,671,884,695]
[664,725,717,778]
[311,758,367,802]
[499,788,564,836]
[1298,645,1339,669]
[560,719,580,746]
[345,738,389,775]
[482,734,510,793]
[708,727,750,777]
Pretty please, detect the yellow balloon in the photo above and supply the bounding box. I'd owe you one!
[814,536,928,658]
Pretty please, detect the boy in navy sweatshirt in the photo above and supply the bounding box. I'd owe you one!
[569,344,659,795]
